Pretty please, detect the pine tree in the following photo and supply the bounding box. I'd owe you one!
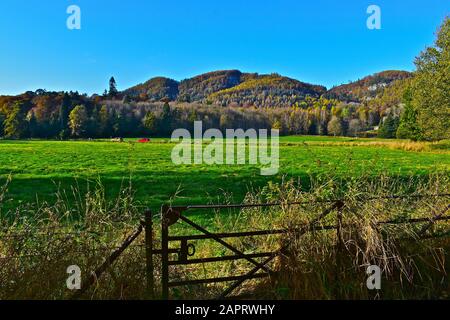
[109,77,118,98]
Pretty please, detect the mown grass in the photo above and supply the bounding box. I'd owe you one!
[0,136,448,219]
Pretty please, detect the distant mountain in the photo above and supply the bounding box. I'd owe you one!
[324,70,412,102]
[123,77,179,101]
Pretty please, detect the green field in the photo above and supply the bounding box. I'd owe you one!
[0,136,449,212]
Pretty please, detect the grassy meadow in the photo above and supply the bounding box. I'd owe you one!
[0,136,449,215]
[1,136,450,299]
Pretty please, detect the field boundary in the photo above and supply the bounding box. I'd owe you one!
[153,193,450,300]
[3,193,449,300]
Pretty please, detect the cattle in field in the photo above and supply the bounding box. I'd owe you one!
[111,137,124,143]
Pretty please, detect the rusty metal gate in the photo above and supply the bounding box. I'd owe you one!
[150,194,450,300]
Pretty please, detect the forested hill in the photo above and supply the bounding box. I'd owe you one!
[324,70,412,102]
[123,77,179,101]
[122,70,326,107]
[121,69,411,107]
[178,70,244,102]
[208,73,326,107]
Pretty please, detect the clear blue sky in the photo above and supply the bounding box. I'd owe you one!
[0,0,448,95]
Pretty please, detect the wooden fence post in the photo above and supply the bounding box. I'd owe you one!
[335,200,345,299]
[144,210,154,298]
[161,205,169,300]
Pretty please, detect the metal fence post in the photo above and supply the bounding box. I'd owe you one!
[144,210,154,298]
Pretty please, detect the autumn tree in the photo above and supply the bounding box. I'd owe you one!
[348,119,362,137]
[69,105,88,137]
[327,116,343,136]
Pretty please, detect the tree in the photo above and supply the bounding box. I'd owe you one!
[122,94,131,104]
[0,113,5,137]
[272,119,282,131]
[98,105,111,137]
[143,111,157,134]
[396,87,422,140]
[327,116,343,136]
[158,102,173,136]
[27,110,39,138]
[116,108,129,136]
[378,113,399,138]
[348,119,362,137]
[59,92,71,139]
[87,107,100,138]
[219,114,231,131]
[109,77,118,98]
[60,93,71,128]
[411,17,450,140]
[69,105,88,137]
[4,103,27,139]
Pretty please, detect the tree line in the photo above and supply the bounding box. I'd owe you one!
[0,93,385,139]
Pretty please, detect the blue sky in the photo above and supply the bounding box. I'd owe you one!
[0,0,448,95]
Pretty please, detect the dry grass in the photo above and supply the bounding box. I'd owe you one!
[298,140,449,153]
[0,174,449,300]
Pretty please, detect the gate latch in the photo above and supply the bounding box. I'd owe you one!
[178,239,196,263]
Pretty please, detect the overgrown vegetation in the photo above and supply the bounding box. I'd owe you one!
[1,174,449,300]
